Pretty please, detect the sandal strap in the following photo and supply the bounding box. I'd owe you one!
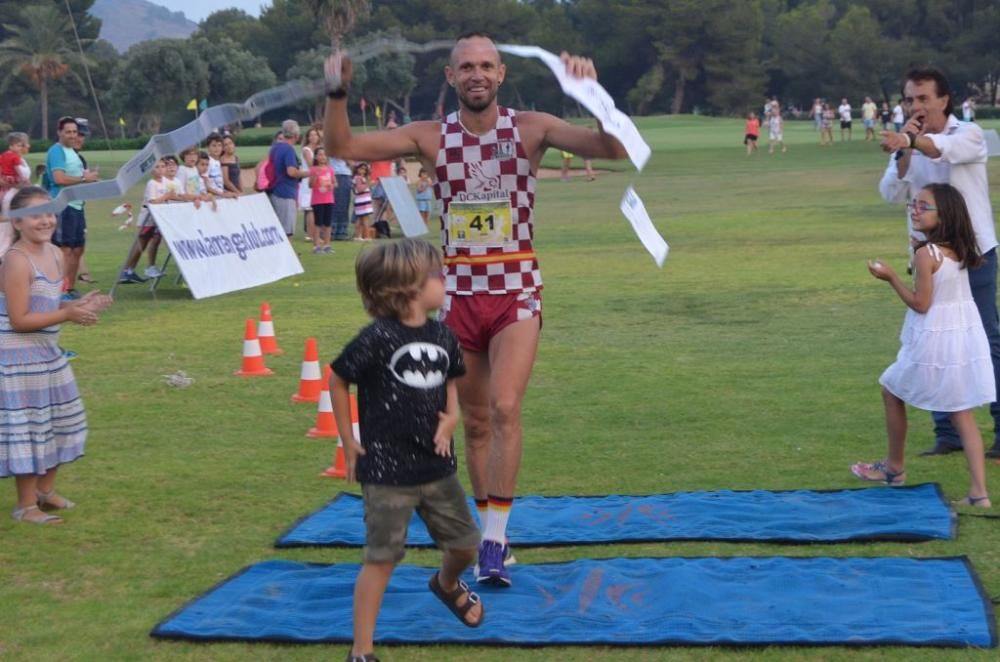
[37,490,75,509]
[13,505,40,518]
[12,505,62,523]
[429,572,483,624]
[871,461,903,483]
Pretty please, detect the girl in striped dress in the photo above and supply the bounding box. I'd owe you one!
[1,187,111,524]
[352,163,374,241]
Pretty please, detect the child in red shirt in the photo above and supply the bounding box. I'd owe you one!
[744,113,760,157]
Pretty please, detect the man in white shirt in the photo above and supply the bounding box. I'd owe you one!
[880,67,1000,458]
[838,98,852,141]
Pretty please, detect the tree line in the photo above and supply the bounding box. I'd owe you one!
[2,0,998,142]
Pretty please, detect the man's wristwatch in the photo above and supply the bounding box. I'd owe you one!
[327,87,348,100]
[905,131,918,149]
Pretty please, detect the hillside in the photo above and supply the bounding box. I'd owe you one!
[92,0,197,53]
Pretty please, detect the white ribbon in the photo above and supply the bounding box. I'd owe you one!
[496,44,665,266]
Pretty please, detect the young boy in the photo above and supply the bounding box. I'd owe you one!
[0,132,31,191]
[330,238,484,662]
[119,157,174,283]
[204,133,226,193]
[176,147,208,200]
[197,151,233,199]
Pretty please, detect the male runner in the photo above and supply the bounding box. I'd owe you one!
[323,32,628,586]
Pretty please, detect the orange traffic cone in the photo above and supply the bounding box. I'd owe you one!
[308,365,339,438]
[257,302,283,355]
[291,337,323,403]
[234,318,273,377]
[321,394,361,479]
[321,439,348,479]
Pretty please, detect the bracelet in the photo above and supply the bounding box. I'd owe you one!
[327,88,348,99]
[905,131,917,149]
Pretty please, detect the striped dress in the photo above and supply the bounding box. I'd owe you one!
[353,176,373,217]
[0,247,86,477]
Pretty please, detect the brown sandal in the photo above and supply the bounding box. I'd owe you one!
[428,572,484,627]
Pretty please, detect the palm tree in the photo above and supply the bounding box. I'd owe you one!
[0,4,90,140]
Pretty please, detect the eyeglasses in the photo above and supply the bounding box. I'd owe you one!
[906,201,937,213]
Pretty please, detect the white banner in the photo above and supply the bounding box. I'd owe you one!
[148,193,304,299]
[378,176,428,238]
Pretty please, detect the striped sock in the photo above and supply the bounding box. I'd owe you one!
[484,495,513,543]
[474,498,488,528]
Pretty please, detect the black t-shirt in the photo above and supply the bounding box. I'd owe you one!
[331,317,466,486]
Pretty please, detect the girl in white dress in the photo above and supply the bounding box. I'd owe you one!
[853,183,993,507]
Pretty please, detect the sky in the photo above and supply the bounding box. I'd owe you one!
[149,0,266,24]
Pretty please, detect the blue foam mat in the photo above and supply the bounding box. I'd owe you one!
[275,483,955,547]
[151,556,996,647]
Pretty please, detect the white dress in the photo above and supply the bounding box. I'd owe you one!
[880,244,996,412]
[297,146,313,210]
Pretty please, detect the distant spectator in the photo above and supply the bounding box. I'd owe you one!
[352,162,373,241]
[174,148,208,208]
[892,98,905,132]
[309,146,335,254]
[744,112,760,157]
[298,126,322,240]
[0,132,31,192]
[810,98,823,131]
[768,104,786,154]
[72,123,98,286]
[268,120,307,237]
[962,97,976,122]
[199,150,234,199]
[838,98,852,142]
[820,103,834,146]
[329,153,353,241]
[220,135,242,194]
[415,167,434,224]
[862,96,878,141]
[119,157,174,284]
[0,132,31,259]
[176,147,205,198]
[255,131,282,193]
[880,101,892,131]
[204,134,226,194]
[369,159,392,233]
[45,117,98,300]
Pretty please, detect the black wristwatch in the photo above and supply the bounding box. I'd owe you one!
[327,88,348,100]
[905,131,918,149]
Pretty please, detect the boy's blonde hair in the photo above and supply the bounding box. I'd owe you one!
[355,238,443,319]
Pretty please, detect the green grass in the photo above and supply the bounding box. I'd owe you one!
[3,115,1000,660]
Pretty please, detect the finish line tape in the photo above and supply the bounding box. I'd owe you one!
[9,37,667,265]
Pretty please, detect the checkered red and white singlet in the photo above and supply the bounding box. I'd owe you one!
[435,107,541,295]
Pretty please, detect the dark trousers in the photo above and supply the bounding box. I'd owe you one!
[932,248,1000,447]
[333,174,352,240]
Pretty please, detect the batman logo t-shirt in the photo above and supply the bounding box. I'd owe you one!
[331,318,466,486]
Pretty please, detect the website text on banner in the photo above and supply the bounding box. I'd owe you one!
[147,193,304,299]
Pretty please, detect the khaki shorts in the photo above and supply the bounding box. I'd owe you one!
[362,474,480,563]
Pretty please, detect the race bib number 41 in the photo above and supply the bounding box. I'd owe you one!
[447,197,513,248]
